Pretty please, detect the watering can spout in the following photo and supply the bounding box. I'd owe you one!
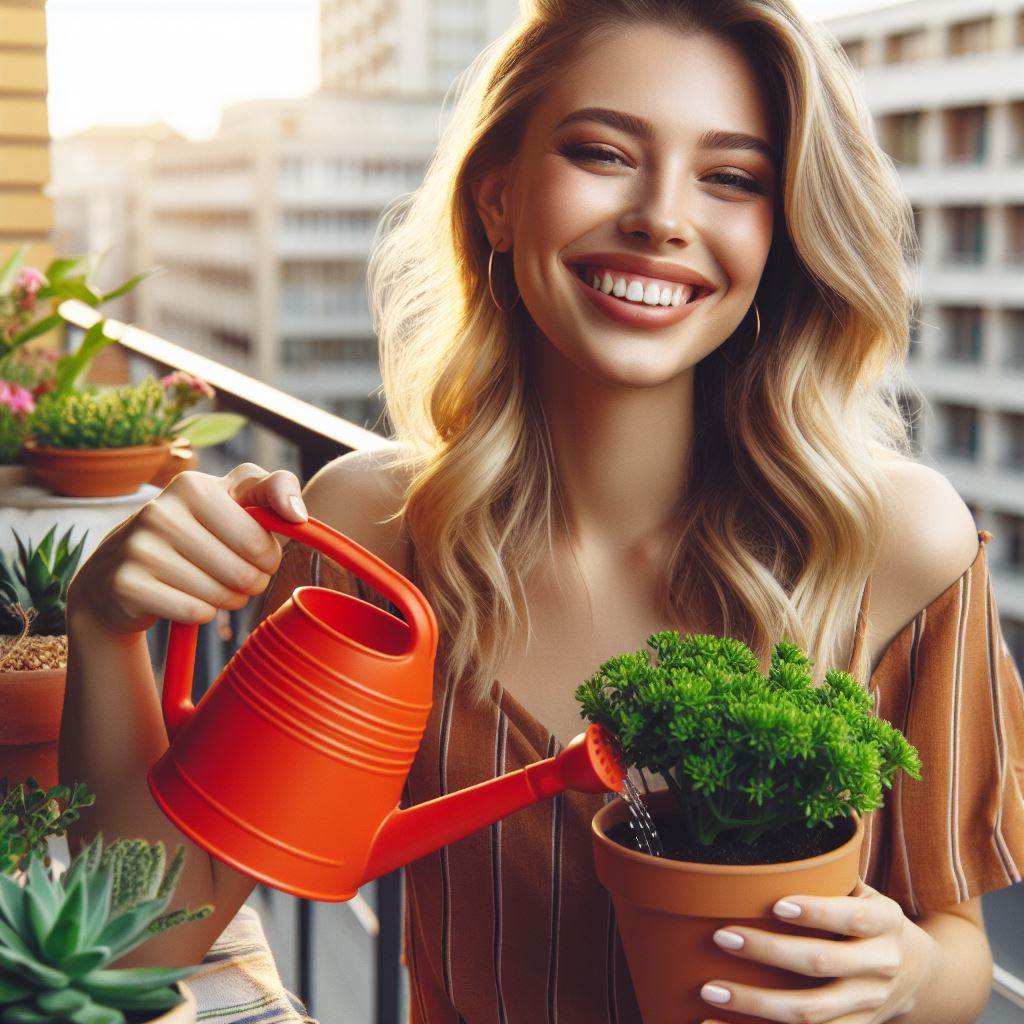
[359,724,625,884]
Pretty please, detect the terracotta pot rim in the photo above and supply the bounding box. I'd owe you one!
[592,788,864,877]
[24,438,173,455]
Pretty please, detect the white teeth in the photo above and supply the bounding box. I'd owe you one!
[581,265,695,308]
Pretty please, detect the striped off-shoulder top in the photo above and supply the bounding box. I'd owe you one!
[302,528,1024,1024]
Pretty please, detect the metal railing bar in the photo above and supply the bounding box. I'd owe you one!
[56,300,390,454]
[993,964,1024,1010]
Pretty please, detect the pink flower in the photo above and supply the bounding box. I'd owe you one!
[160,370,214,399]
[0,380,36,416]
[15,267,47,295]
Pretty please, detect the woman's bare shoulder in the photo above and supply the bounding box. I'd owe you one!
[868,456,980,654]
[302,442,415,579]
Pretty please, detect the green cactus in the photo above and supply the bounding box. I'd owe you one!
[0,832,214,1023]
[0,525,87,636]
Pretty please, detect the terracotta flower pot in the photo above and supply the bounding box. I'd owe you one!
[592,789,864,1024]
[0,665,65,790]
[23,437,172,498]
[149,440,200,489]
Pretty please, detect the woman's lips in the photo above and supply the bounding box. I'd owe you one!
[568,264,712,330]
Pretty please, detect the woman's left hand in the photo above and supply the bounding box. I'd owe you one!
[699,880,939,1023]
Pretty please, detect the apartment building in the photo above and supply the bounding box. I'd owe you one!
[0,0,55,340]
[824,0,1024,667]
[132,92,442,469]
[320,0,518,94]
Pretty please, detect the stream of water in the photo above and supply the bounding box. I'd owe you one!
[618,775,666,857]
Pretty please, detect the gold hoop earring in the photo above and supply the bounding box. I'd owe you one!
[488,244,521,314]
[751,301,761,346]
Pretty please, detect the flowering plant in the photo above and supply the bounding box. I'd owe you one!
[0,381,36,462]
[1,243,154,360]
[27,373,246,451]
[575,631,922,847]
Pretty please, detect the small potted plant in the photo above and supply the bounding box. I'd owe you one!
[0,525,88,789]
[0,776,96,884]
[0,829,214,1023]
[578,631,922,1024]
[22,373,247,498]
[0,346,58,489]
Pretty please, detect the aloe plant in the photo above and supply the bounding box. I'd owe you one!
[0,525,87,637]
[0,832,214,1023]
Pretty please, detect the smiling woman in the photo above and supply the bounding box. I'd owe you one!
[344,0,1022,1021]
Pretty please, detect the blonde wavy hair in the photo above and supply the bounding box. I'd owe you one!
[364,0,922,706]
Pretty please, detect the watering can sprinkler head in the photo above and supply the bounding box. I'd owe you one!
[148,504,626,902]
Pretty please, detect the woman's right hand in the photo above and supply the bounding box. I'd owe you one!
[67,463,309,637]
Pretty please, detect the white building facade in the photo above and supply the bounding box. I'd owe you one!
[824,0,1024,666]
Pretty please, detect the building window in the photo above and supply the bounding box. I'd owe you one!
[895,391,922,453]
[947,16,995,56]
[883,29,927,64]
[1012,102,1024,161]
[839,38,865,67]
[882,112,922,165]
[1006,310,1024,368]
[945,206,986,263]
[1003,413,1024,470]
[941,403,980,459]
[945,306,984,362]
[945,105,988,162]
[1004,618,1024,676]
[1008,206,1024,263]
[1001,514,1024,571]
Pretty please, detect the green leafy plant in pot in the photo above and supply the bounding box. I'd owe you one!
[578,631,922,1024]
[0,525,88,790]
[0,830,214,1023]
[0,777,96,883]
[22,374,244,499]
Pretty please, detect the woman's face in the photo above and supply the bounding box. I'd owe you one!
[483,25,777,387]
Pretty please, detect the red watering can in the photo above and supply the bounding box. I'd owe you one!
[148,505,625,901]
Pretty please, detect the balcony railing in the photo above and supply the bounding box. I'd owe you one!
[54,300,1024,1023]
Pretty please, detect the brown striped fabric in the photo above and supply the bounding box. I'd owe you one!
[309,528,1024,1023]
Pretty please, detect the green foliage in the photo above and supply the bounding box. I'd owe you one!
[575,631,923,847]
[0,832,214,1023]
[0,779,95,878]
[0,526,88,636]
[0,409,28,464]
[28,378,178,451]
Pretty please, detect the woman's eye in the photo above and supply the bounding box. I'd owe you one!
[561,143,626,166]
[706,172,764,195]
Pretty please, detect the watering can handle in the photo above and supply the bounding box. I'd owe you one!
[161,503,437,740]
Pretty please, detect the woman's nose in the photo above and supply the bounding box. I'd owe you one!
[618,167,699,247]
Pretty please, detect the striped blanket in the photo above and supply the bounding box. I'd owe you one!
[188,904,317,1024]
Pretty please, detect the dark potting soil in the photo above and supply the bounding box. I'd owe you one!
[609,813,855,865]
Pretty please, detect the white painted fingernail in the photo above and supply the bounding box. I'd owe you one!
[774,899,802,918]
[289,495,308,521]
[713,929,744,950]
[701,984,731,1004]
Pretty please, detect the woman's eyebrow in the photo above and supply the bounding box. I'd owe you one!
[553,106,776,165]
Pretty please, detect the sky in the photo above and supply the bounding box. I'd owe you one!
[46,0,893,141]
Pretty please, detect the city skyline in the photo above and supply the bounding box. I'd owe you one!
[46,0,895,141]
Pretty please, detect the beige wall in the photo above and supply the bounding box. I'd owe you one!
[1,0,59,351]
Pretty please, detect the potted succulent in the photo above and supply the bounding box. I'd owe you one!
[0,776,96,884]
[578,631,922,1024]
[0,525,88,789]
[0,829,214,1023]
[22,373,247,499]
